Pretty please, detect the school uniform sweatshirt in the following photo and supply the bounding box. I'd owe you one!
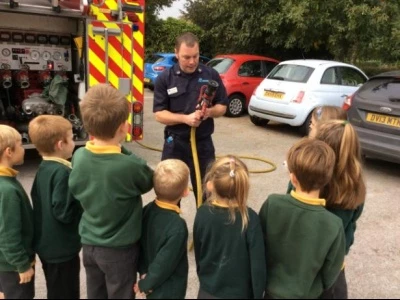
[286,180,364,254]
[259,191,346,299]
[0,167,35,273]
[69,142,153,247]
[194,202,266,299]
[31,158,82,263]
[138,200,188,299]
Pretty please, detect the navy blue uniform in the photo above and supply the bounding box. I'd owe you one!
[153,63,228,203]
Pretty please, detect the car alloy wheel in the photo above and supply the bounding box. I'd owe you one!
[226,94,245,117]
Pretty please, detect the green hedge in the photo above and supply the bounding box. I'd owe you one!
[355,62,400,77]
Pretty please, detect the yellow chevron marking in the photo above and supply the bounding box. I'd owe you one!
[89,74,99,87]
[133,31,144,48]
[88,49,106,76]
[132,74,143,98]
[133,50,143,72]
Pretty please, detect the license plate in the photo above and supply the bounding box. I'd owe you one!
[366,113,400,128]
[144,78,150,83]
[264,90,285,99]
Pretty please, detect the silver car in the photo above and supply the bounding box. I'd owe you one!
[344,71,400,164]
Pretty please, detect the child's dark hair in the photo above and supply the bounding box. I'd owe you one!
[80,84,129,139]
[287,138,336,192]
[204,155,249,231]
[315,120,366,209]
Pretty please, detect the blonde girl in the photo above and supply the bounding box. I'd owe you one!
[309,106,348,138]
[193,155,266,299]
[287,105,348,193]
[316,120,366,299]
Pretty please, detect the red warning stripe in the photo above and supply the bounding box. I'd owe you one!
[89,61,106,83]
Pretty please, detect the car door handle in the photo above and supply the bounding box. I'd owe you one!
[242,82,250,85]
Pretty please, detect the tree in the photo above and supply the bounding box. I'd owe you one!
[182,0,400,63]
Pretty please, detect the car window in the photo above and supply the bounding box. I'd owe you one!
[199,56,210,64]
[147,55,163,64]
[357,77,400,100]
[238,60,262,77]
[338,67,367,86]
[268,64,314,83]
[263,61,278,77]
[321,67,339,85]
[207,58,234,74]
[172,57,178,64]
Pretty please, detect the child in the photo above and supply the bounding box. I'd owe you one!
[315,120,366,298]
[135,159,190,299]
[0,125,35,299]
[309,106,348,138]
[68,84,154,299]
[287,105,347,193]
[29,115,82,299]
[259,138,346,299]
[194,155,266,299]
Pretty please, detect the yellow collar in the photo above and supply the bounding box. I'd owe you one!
[85,141,122,154]
[291,190,326,206]
[0,166,19,177]
[155,199,181,214]
[43,156,72,169]
[211,200,239,208]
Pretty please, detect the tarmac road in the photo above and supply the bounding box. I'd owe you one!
[16,90,400,299]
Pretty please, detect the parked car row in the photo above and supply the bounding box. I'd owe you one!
[144,53,399,164]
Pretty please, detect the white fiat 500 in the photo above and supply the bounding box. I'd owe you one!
[248,59,368,135]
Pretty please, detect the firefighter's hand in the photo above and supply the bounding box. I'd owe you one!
[202,108,211,120]
[186,111,202,127]
[19,267,34,284]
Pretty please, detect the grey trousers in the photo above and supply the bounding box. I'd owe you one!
[83,244,139,299]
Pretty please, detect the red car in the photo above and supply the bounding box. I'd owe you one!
[207,54,280,117]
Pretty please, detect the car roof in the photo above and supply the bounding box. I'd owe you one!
[213,54,279,62]
[279,59,358,68]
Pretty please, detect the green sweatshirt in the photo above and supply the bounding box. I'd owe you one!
[31,159,82,263]
[138,200,188,299]
[330,204,364,255]
[0,167,35,273]
[286,180,364,254]
[259,192,345,299]
[69,142,153,247]
[194,202,266,299]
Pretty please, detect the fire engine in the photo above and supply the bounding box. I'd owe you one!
[0,0,145,148]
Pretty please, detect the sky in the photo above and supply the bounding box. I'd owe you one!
[158,0,186,19]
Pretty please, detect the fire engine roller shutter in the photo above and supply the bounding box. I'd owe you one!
[87,0,145,141]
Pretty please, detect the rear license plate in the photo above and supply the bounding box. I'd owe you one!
[144,78,150,83]
[366,113,400,128]
[264,90,285,99]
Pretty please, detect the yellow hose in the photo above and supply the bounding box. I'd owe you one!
[190,127,204,209]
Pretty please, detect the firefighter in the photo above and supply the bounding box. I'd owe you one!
[153,32,228,205]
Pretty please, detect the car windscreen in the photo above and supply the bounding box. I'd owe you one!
[267,64,314,83]
[207,58,234,74]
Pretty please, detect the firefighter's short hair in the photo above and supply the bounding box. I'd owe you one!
[29,115,72,155]
[0,125,21,155]
[154,159,190,202]
[80,84,129,139]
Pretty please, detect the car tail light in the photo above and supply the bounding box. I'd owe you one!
[153,66,166,72]
[343,94,354,111]
[293,91,305,103]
